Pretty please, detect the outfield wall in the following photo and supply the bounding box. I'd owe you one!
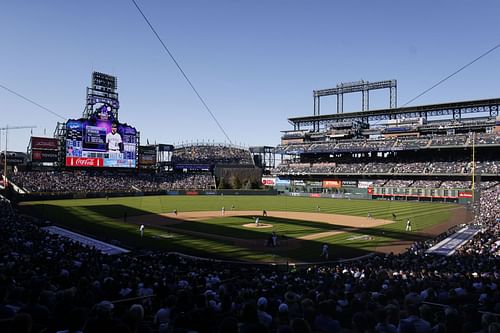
[16,189,278,202]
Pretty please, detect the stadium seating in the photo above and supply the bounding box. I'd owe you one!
[172,144,253,165]
[0,183,498,332]
[10,171,216,193]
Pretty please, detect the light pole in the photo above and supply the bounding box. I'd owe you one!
[0,125,37,187]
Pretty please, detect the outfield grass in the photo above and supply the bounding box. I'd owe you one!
[21,195,460,263]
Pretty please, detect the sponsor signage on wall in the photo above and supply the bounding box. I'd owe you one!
[458,191,473,198]
[342,180,358,188]
[292,180,306,186]
[306,181,322,187]
[322,180,341,188]
[261,177,276,186]
[275,178,291,185]
[65,157,104,167]
[358,181,373,189]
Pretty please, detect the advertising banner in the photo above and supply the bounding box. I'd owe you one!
[0,153,25,165]
[66,157,104,167]
[32,149,58,162]
[31,137,59,150]
[306,181,322,187]
[458,191,473,198]
[139,154,156,165]
[292,180,306,186]
[138,146,156,165]
[275,178,291,185]
[358,181,373,189]
[261,177,276,186]
[342,180,358,188]
[322,180,341,188]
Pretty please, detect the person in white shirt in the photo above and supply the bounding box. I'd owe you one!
[106,122,122,152]
[140,224,145,238]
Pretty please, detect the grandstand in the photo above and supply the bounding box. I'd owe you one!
[0,76,499,333]
[272,83,499,205]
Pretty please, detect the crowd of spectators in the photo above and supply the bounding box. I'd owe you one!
[11,171,216,194]
[156,174,215,191]
[475,161,500,175]
[391,162,429,174]
[429,135,468,147]
[278,132,499,154]
[274,160,500,176]
[383,179,414,187]
[172,145,253,165]
[440,181,472,190]
[392,138,430,150]
[429,162,467,174]
[410,180,442,188]
[0,182,499,333]
[475,133,500,145]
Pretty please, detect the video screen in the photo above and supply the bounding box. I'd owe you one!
[65,105,137,168]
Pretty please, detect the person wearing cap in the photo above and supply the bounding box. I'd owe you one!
[257,297,272,329]
[140,224,145,239]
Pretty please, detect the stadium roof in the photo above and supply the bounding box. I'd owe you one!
[288,97,500,127]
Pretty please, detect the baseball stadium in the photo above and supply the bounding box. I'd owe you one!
[3,73,496,264]
[1,60,500,333]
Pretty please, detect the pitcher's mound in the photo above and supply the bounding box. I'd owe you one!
[243,223,273,228]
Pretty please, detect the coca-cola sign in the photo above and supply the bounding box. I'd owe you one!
[66,157,103,167]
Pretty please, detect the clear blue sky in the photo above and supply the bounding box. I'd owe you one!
[1,0,500,152]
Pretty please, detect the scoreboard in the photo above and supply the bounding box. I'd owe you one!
[66,106,137,168]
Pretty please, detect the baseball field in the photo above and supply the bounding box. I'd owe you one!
[20,195,469,264]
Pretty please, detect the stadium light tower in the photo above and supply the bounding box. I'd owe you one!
[0,125,36,187]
